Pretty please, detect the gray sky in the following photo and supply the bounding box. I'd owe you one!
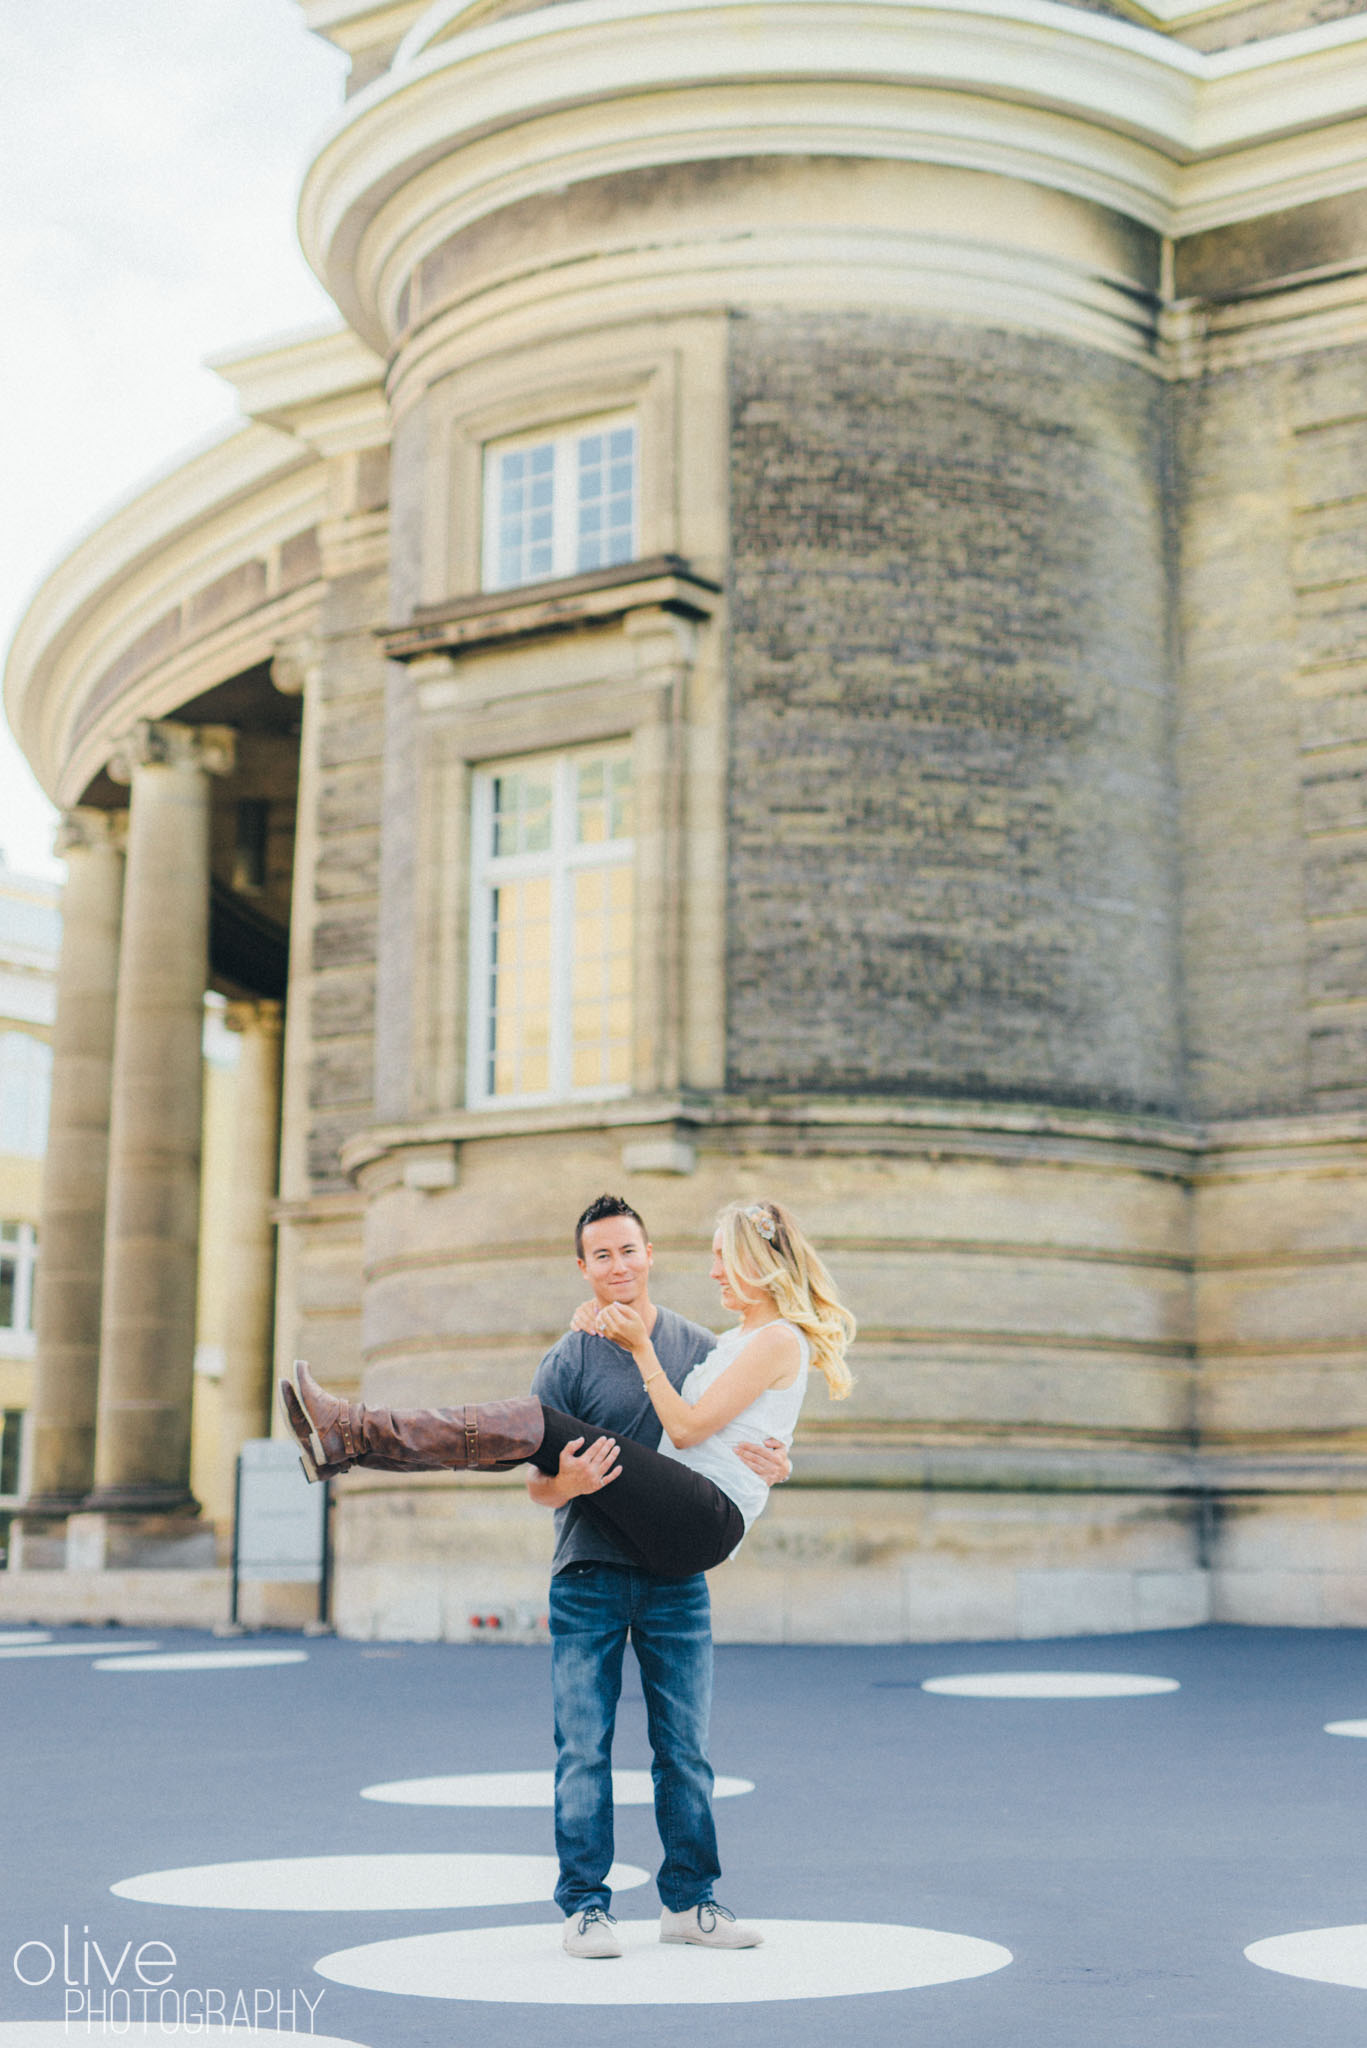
[0,0,347,876]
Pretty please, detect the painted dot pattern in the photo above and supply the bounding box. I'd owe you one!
[313,1918,1014,2005]
[95,1650,309,1672]
[922,1671,1180,1699]
[110,1854,650,1913]
[361,1769,754,1807]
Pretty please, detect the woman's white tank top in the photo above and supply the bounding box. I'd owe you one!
[656,1320,810,1530]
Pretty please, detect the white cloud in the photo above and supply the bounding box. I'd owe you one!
[0,0,347,877]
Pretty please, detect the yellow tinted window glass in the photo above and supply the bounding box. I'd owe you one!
[576,753,633,845]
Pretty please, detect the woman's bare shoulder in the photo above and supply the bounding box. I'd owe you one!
[747,1319,804,1388]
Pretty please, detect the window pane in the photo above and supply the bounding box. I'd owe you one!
[492,770,553,857]
[576,754,633,845]
[0,1259,14,1331]
[575,424,635,574]
[491,439,556,589]
[474,742,634,1105]
[0,1411,21,1496]
[568,864,633,1092]
[487,877,554,1097]
[0,1034,52,1157]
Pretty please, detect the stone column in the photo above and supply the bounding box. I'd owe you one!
[17,810,126,1520]
[85,720,235,1516]
[214,998,283,1508]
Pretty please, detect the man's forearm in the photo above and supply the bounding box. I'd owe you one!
[527,1471,573,1508]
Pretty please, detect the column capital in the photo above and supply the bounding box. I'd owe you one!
[55,806,127,857]
[271,635,322,698]
[108,720,236,783]
[224,998,284,1038]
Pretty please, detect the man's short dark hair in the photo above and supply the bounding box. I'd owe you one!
[575,1194,649,1259]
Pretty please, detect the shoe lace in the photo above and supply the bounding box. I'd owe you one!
[577,1906,617,1933]
[696,1903,735,1931]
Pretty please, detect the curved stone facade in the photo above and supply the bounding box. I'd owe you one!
[726,309,1180,1112]
[10,0,1367,1634]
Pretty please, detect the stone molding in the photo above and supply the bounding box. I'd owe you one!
[107,719,237,782]
[392,0,1328,57]
[301,0,1367,349]
[6,472,327,810]
[271,635,324,698]
[381,555,719,660]
[54,807,127,856]
[339,1092,1208,1182]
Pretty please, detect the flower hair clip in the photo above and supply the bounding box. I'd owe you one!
[747,1205,777,1242]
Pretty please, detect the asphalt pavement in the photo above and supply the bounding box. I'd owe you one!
[3,1622,1367,2046]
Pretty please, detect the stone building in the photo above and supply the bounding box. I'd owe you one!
[7,0,1367,1637]
[0,858,59,1538]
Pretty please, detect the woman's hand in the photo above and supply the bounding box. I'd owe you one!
[594,1301,651,1358]
[556,1435,622,1497]
[569,1299,600,1336]
[733,1436,792,1484]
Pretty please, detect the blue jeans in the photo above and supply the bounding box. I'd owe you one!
[549,1562,721,1916]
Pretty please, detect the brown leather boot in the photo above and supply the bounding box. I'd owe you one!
[280,1362,545,1483]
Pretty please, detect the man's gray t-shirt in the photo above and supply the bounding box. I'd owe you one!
[531,1306,717,1573]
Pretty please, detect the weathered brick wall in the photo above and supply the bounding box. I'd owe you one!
[726,311,1182,1115]
[1178,342,1367,1117]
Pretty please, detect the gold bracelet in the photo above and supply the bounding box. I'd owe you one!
[641,1369,663,1390]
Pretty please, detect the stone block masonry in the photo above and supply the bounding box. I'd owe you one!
[306,564,388,1190]
[1177,342,1367,1118]
[726,311,1182,1117]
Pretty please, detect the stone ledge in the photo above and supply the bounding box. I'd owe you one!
[0,1570,231,1629]
[381,555,720,661]
[340,1092,1203,1181]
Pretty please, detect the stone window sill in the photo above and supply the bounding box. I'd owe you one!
[379,554,720,661]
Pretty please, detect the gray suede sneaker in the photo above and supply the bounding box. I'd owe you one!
[659,1902,763,1948]
[563,1906,622,1958]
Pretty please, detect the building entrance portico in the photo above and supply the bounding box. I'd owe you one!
[84,720,236,1525]
[10,668,310,1588]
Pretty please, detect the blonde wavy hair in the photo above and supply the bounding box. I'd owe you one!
[716,1200,855,1398]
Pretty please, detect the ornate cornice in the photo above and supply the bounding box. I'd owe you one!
[299,0,1367,350]
[2,327,382,807]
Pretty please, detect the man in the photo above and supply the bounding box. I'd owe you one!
[528,1193,790,1959]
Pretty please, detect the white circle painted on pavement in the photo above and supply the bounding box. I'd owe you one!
[1325,1720,1367,1738]
[111,1854,650,1912]
[0,1631,50,1646]
[315,1918,1012,2004]
[0,2028,371,2048]
[922,1671,1179,1699]
[95,1650,309,1671]
[0,1639,159,1660]
[1246,1924,1367,1989]
[361,1769,755,1807]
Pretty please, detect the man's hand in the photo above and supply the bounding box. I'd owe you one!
[569,1299,600,1336]
[556,1434,622,1498]
[732,1435,791,1485]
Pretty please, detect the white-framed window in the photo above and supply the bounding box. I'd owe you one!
[0,1222,37,1343]
[482,416,637,592]
[0,1032,51,1158]
[0,1408,24,1497]
[468,743,634,1106]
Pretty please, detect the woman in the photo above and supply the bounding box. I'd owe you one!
[281,1199,854,1579]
